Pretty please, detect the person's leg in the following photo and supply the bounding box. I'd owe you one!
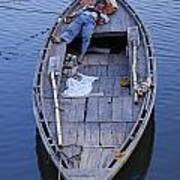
[52,15,83,44]
[80,17,96,58]
[60,15,84,44]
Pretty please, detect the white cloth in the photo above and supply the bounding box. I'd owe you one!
[62,73,99,97]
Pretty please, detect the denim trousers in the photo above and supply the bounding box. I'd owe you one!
[60,13,96,55]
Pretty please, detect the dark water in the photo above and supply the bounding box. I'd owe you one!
[0,0,180,180]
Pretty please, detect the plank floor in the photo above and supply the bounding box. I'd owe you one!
[58,52,141,169]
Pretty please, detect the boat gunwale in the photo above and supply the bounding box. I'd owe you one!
[33,0,157,179]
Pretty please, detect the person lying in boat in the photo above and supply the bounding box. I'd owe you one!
[51,1,110,63]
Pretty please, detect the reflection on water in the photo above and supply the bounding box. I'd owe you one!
[36,114,155,180]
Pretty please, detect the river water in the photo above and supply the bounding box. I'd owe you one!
[0,0,179,180]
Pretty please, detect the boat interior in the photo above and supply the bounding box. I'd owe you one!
[41,0,148,178]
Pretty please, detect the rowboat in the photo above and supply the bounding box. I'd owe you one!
[33,0,156,179]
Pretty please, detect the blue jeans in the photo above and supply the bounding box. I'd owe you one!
[60,13,96,55]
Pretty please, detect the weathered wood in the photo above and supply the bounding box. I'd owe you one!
[61,98,86,122]
[84,123,100,146]
[99,149,115,168]
[62,123,77,145]
[85,54,109,65]
[122,96,133,121]
[43,99,55,123]
[99,97,112,122]
[108,65,128,77]
[112,97,123,122]
[76,123,85,145]
[86,97,99,122]
[100,123,126,146]
[80,148,102,168]
[137,44,147,79]
[99,77,115,96]
[62,167,111,179]
[61,145,82,160]
[78,65,108,77]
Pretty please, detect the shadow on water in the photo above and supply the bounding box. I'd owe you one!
[36,112,155,180]
[36,134,58,180]
[114,112,155,180]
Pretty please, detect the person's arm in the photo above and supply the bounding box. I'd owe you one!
[100,13,110,24]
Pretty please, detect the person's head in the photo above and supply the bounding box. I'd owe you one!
[95,0,107,13]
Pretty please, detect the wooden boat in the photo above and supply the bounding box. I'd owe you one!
[33,0,156,179]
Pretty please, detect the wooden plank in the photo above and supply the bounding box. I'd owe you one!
[99,77,115,96]
[78,65,107,77]
[62,122,85,146]
[73,98,86,122]
[137,44,147,78]
[79,148,91,168]
[62,123,77,145]
[43,78,53,98]
[112,97,123,122]
[48,121,57,139]
[99,149,114,168]
[108,53,129,66]
[78,65,97,76]
[108,54,121,65]
[61,145,82,160]
[100,123,126,146]
[86,97,99,122]
[88,47,110,54]
[60,98,72,122]
[108,65,128,76]
[84,123,100,146]
[98,97,112,122]
[113,77,121,97]
[85,54,109,65]
[62,167,110,179]
[96,65,108,76]
[76,123,85,145]
[60,98,86,122]
[44,98,55,122]
[110,10,126,32]
[80,148,102,168]
[100,123,114,146]
[125,122,136,137]
[122,97,133,121]
[108,65,121,77]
